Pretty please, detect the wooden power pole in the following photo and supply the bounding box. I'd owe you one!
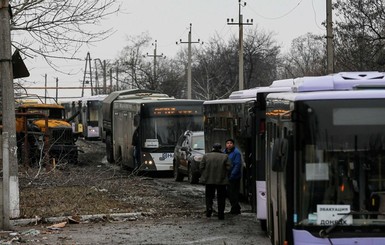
[177,23,202,99]
[326,0,334,74]
[227,0,253,91]
[145,40,164,88]
[0,0,19,229]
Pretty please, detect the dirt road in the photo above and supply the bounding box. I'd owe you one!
[2,139,271,244]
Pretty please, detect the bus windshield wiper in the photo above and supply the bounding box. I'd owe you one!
[319,211,385,238]
[192,147,204,150]
[158,144,175,148]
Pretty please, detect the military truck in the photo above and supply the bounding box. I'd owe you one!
[15,103,79,165]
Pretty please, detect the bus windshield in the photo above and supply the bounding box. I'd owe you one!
[87,101,102,123]
[296,99,385,227]
[141,115,203,148]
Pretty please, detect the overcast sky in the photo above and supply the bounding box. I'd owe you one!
[22,0,326,100]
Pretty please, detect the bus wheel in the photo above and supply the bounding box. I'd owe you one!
[173,161,184,182]
[260,219,267,232]
[188,164,199,184]
[106,134,114,163]
[269,203,275,244]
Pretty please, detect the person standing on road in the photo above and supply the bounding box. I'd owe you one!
[132,126,141,170]
[224,138,242,215]
[200,143,232,220]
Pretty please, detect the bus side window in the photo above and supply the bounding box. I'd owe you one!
[369,192,385,218]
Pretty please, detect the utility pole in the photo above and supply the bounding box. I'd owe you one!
[115,62,119,91]
[95,58,107,94]
[82,52,93,97]
[44,74,47,103]
[227,0,253,91]
[0,0,19,228]
[326,0,334,74]
[145,40,165,87]
[177,23,202,99]
[94,60,99,95]
[109,68,113,93]
[55,77,59,102]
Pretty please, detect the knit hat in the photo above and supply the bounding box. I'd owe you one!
[212,143,222,151]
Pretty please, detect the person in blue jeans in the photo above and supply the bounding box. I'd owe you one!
[224,138,242,214]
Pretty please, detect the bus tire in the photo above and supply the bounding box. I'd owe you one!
[260,219,267,232]
[269,203,275,244]
[188,163,199,184]
[173,161,184,182]
[106,134,114,163]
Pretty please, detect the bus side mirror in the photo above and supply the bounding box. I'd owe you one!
[272,138,289,172]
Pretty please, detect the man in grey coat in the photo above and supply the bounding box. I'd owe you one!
[200,143,232,220]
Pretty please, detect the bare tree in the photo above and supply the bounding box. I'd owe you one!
[10,0,121,67]
[241,27,280,88]
[193,35,236,100]
[333,0,385,71]
[191,28,281,100]
[279,33,327,78]
[116,33,153,90]
[114,33,185,96]
[157,58,185,98]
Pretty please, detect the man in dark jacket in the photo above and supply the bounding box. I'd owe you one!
[224,138,242,215]
[200,143,232,220]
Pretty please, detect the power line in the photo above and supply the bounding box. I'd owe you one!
[248,0,303,20]
[312,0,325,31]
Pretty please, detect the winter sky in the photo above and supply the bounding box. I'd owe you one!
[21,0,326,100]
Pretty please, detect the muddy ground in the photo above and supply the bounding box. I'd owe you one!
[1,139,270,244]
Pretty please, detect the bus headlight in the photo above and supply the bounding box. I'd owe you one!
[144,160,153,165]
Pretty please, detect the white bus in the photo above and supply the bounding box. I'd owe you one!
[61,94,107,140]
[102,89,204,171]
[203,79,291,229]
[266,71,385,245]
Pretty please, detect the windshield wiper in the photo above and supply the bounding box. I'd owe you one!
[319,211,385,238]
[158,144,175,148]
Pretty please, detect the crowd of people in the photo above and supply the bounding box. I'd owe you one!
[199,138,242,220]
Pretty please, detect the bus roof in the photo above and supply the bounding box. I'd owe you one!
[80,94,108,101]
[114,98,203,105]
[204,80,292,105]
[102,89,163,105]
[291,71,385,92]
[117,93,172,101]
[267,71,385,101]
[203,97,255,105]
[268,89,385,101]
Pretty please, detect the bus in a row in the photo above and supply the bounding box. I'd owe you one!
[61,94,107,140]
[266,71,385,244]
[203,79,292,230]
[102,89,204,171]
